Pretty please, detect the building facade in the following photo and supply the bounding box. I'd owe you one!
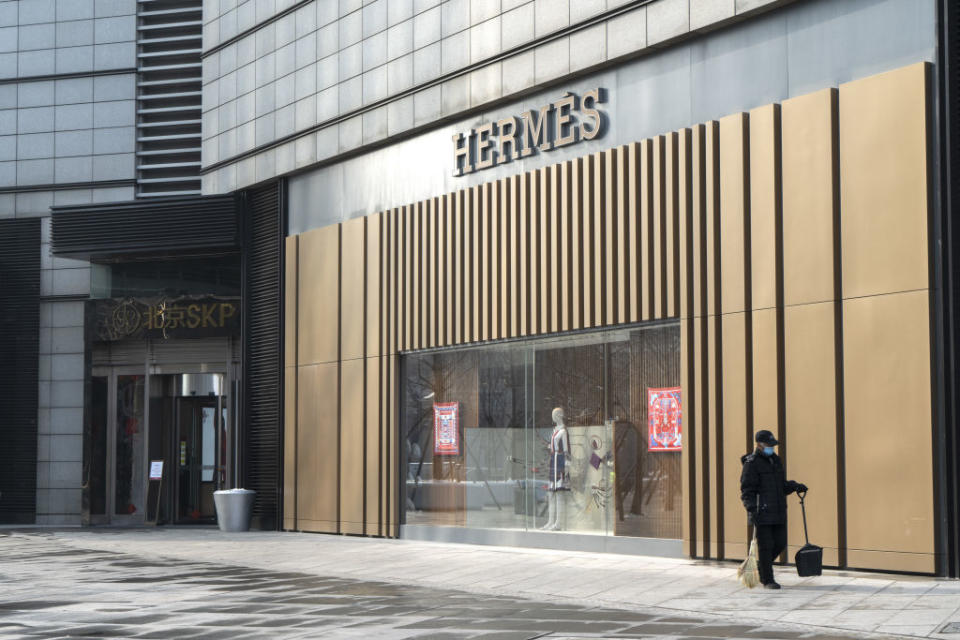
[198,0,960,576]
[0,0,249,529]
[4,0,960,579]
[0,0,140,525]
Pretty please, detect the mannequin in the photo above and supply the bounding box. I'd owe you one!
[541,407,570,531]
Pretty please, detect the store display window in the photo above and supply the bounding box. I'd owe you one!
[400,324,681,539]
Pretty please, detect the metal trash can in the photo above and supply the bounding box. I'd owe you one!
[213,489,256,532]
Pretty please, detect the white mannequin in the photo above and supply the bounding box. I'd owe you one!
[541,407,570,531]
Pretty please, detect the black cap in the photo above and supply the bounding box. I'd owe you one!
[755,430,779,446]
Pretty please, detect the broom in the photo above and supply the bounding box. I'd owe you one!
[738,535,761,588]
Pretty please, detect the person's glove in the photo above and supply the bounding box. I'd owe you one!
[796,483,808,493]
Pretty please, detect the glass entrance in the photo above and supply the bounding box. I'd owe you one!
[176,395,225,522]
[88,367,230,525]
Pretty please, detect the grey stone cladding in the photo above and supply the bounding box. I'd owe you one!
[200,0,790,194]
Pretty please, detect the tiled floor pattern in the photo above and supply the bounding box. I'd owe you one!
[0,530,893,640]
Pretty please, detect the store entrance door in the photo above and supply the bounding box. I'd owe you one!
[175,395,225,523]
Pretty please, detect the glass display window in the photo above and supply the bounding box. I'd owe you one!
[400,323,681,539]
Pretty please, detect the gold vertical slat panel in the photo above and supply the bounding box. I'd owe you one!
[747,106,780,442]
[615,146,628,324]
[626,143,640,323]
[387,353,399,536]
[840,62,930,299]
[748,104,779,313]
[339,357,365,535]
[571,159,583,330]
[693,312,707,556]
[490,182,501,340]
[283,235,299,530]
[284,365,297,530]
[706,316,720,559]
[297,225,340,366]
[582,157,594,327]
[782,89,837,307]
[469,186,479,343]
[297,362,339,533]
[519,173,529,336]
[718,113,750,561]
[449,193,457,346]
[704,121,720,559]
[750,308,778,447]
[377,354,386,536]
[603,150,615,325]
[720,312,748,561]
[364,356,380,535]
[560,162,572,331]
[640,139,652,320]
[677,128,693,555]
[507,177,518,338]
[678,130,692,321]
[284,235,299,367]
[480,184,490,341]
[653,137,665,320]
[527,170,546,335]
[783,302,840,567]
[704,123,719,319]
[843,290,934,573]
[691,126,705,320]
[366,215,382,358]
[425,199,434,348]
[341,217,365,362]
[412,202,422,350]
[718,113,749,316]
[550,164,562,331]
[680,301,690,556]
[690,124,708,556]
[593,152,606,326]
[453,193,463,345]
[403,205,413,351]
[388,208,398,356]
[540,167,552,334]
[499,178,516,338]
[665,132,679,319]
[438,196,447,347]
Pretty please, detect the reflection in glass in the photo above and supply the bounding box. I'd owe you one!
[115,375,145,516]
[201,407,215,482]
[401,324,681,539]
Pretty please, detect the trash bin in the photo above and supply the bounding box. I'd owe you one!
[213,489,256,532]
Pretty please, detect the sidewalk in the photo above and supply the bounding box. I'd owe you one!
[38,528,960,638]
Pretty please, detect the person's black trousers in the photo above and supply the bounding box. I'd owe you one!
[755,523,787,585]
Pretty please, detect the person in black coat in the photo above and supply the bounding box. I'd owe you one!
[740,430,807,589]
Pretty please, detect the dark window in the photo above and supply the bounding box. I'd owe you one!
[95,254,241,299]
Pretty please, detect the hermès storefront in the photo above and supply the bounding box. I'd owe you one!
[203,0,960,575]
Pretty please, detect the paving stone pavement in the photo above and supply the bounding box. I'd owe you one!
[0,529,958,639]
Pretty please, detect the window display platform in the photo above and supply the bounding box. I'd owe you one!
[399,524,684,558]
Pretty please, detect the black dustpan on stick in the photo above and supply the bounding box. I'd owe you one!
[795,490,822,577]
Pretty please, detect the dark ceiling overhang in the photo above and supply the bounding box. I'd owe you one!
[51,194,241,261]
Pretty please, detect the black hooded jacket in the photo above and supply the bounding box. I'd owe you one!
[740,450,800,525]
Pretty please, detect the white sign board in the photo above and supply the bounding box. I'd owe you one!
[149,460,164,480]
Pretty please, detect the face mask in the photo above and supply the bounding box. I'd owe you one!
[762,446,774,456]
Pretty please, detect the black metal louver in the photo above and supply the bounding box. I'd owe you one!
[0,219,40,524]
[51,194,240,260]
[242,181,284,529]
[940,0,960,577]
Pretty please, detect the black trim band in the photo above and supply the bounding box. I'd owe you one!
[0,67,137,86]
[203,0,313,59]
[0,179,136,195]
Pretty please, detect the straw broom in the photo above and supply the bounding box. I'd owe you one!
[738,537,761,588]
